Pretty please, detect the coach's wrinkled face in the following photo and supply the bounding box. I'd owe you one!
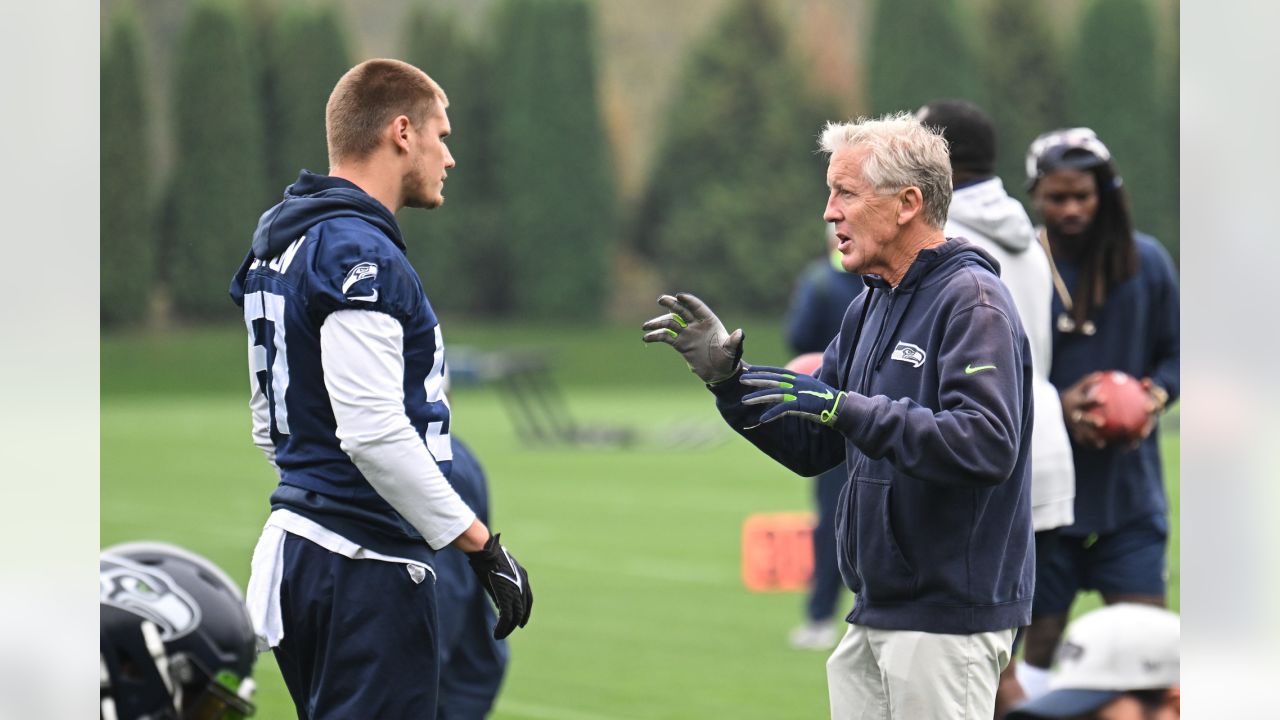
[404,105,455,210]
[823,145,903,277]
[1033,168,1099,237]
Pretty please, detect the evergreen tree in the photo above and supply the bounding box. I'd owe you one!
[1069,0,1173,256]
[398,4,507,315]
[101,5,154,326]
[262,4,352,189]
[978,0,1068,194]
[633,0,832,313]
[168,0,269,319]
[865,0,979,115]
[490,0,617,318]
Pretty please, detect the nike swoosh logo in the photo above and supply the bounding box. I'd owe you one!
[494,547,523,591]
[348,290,378,303]
[965,364,997,375]
[799,389,834,400]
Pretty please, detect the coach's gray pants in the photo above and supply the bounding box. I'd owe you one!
[826,623,1014,720]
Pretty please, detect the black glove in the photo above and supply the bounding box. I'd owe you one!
[467,533,533,640]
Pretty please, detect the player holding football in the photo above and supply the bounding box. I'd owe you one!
[1017,128,1179,700]
[231,59,532,718]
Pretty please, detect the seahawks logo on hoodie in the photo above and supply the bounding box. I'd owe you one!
[891,341,927,368]
[341,262,379,303]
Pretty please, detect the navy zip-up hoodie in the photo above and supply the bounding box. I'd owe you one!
[713,238,1035,634]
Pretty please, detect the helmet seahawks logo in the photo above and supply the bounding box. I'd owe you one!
[890,341,927,368]
[342,262,379,302]
[100,556,202,640]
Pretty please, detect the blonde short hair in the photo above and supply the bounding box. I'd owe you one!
[819,112,953,228]
[325,58,448,166]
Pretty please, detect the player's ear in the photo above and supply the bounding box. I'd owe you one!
[389,115,413,154]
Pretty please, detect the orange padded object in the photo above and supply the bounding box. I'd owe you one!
[741,512,816,592]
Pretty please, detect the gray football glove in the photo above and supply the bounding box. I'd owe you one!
[641,293,744,384]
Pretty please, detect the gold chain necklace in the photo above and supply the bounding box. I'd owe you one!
[1039,227,1097,336]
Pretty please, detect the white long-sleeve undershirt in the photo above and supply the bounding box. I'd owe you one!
[318,309,475,550]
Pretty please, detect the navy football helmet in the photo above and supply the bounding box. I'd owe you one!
[100,542,257,720]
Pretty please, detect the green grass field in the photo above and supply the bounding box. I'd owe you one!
[102,322,1178,719]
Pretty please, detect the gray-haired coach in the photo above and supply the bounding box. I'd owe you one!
[643,113,1034,719]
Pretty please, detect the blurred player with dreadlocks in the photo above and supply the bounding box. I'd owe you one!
[1017,128,1179,702]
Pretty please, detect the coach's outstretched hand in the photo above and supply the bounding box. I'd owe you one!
[741,366,848,426]
[642,293,744,384]
[467,533,533,639]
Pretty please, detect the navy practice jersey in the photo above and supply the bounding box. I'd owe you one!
[230,173,453,548]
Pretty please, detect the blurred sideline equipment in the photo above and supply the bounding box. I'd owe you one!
[741,512,815,592]
[448,347,635,447]
[100,541,257,720]
[1006,604,1179,719]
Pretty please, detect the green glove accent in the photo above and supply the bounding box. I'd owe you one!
[641,292,745,384]
[740,366,847,426]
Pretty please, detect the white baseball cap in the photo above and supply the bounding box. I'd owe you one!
[1007,604,1179,719]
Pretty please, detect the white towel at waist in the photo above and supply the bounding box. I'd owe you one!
[245,508,436,652]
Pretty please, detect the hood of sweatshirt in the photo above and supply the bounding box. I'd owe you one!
[854,237,1001,382]
[251,170,404,260]
[947,177,1035,253]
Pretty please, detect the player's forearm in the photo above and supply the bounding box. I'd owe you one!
[342,430,477,549]
[449,518,491,553]
[321,309,476,549]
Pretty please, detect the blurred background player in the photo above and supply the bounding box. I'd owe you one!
[917,99,1077,715]
[782,223,863,650]
[100,541,258,720]
[1006,604,1179,720]
[436,434,510,719]
[1018,128,1179,700]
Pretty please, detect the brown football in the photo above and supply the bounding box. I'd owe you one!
[1087,371,1151,443]
[785,352,824,376]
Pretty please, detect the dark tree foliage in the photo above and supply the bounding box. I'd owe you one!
[632,0,833,313]
[261,4,351,190]
[1069,0,1175,260]
[1157,4,1179,263]
[978,0,1068,195]
[398,4,508,316]
[865,0,979,115]
[489,0,618,319]
[101,5,154,326]
[168,0,269,319]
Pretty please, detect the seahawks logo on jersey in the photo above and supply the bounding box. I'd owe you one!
[100,556,202,640]
[341,262,379,303]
